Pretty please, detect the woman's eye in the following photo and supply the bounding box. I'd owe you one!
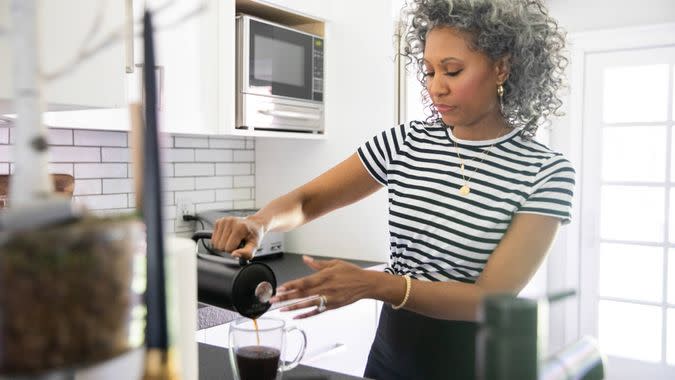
[445,70,462,77]
[423,72,434,77]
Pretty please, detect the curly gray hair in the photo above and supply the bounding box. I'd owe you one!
[400,0,568,138]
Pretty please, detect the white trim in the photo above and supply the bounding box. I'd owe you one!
[548,22,675,353]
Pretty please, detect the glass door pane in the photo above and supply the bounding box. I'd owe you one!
[603,64,669,123]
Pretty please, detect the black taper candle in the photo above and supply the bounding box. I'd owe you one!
[142,10,168,350]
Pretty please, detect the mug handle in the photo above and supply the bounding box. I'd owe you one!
[279,326,307,372]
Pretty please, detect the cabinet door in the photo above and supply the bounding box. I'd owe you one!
[0,0,128,110]
[144,0,224,135]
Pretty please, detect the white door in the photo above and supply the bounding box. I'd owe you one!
[580,45,675,379]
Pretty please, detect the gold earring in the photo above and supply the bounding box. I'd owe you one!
[497,83,504,113]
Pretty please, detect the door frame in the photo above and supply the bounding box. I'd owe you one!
[548,22,675,353]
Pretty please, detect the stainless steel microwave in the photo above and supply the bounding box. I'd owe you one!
[236,15,324,133]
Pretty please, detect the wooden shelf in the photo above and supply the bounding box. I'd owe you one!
[235,0,324,37]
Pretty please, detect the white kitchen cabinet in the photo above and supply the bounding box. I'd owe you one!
[1,0,234,135]
[0,0,129,113]
[142,0,231,135]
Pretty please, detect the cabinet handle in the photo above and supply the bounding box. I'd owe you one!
[259,109,321,121]
[125,0,134,73]
[135,64,164,111]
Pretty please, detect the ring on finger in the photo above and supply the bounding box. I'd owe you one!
[317,295,328,313]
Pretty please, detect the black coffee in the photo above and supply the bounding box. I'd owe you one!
[235,345,281,380]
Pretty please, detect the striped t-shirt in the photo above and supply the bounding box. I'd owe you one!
[357,121,575,283]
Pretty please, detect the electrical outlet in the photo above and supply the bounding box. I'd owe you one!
[175,197,194,232]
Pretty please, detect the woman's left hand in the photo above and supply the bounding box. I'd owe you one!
[270,255,373,319]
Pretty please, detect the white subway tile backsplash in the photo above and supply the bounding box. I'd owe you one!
[233,175,254,188]
[163,191,175,205]
[195,176,233,190]
[175,189,216,204]
[164,219,176,234]
[163,205,177,220]
[73,179,102,195]
[162,163,174,177]
[131,191,175,208]
[48,163,74,175]
[215,163,251,176]
[75,194,128,209]
[50,146,100,162]
[216,188,251,201]
[233,150,255,162]
[164,177,195,191]
[175,136,208,148]
[0,128,9,144]
[76,163,127,178]
[195,149,233,162]
[48,129,74,145]
[103,178,133,194]
[74,130,127,147]
[159,134,174,148]
[94,208,136,217]
[195,201,234,213]
[209,138,246,149]
[162,148,195,162]
[102,148,131,162]
[2,126,254,230]
[234,200,256,209]
[175,163,214,177]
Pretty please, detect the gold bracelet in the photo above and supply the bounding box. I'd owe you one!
[392,275,411,310]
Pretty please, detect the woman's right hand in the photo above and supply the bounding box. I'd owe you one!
[211,216,266,260]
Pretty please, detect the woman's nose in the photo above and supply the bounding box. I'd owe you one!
[427,74,449,97]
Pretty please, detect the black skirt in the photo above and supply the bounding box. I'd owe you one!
[364,304,478,380]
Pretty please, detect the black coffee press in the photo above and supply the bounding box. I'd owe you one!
[191,231,277,319]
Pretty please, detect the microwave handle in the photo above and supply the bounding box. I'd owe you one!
[259,109,321,121]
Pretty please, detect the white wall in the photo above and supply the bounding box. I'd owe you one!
[545,0,675,33]
[254,0,395,262]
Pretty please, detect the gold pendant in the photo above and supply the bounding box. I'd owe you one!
[459,185,470,196]
[460,163,465,171]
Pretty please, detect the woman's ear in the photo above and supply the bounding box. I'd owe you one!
[495,53,511,84]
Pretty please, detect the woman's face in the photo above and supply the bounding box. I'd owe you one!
[423,27,507,128]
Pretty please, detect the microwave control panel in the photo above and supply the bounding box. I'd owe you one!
[312,38,324,102]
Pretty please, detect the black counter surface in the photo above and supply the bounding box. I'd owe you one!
[197,252,383,329]
[199,342,370,380]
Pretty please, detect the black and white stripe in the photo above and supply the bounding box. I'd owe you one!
[357,121,575,283]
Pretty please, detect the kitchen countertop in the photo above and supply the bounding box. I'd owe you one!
[199,342,370,379]
[197,252,383,330]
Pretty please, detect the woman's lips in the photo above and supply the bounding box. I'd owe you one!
[434,104,457,113]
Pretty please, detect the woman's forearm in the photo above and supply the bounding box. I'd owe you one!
[365,271,490,321]
[249,189,309,233]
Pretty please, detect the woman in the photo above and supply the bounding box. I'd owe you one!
[212,0,573,378]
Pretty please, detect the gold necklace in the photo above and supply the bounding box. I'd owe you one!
[452,126,510,196]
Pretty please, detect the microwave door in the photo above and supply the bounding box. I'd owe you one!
[246,18,313,101]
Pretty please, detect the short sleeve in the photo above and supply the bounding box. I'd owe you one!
[356,124,408,186]
[517,155,576,225]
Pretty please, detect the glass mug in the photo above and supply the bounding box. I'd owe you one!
[228,317,307,380]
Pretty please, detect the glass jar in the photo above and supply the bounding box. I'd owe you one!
[0,216,146,376]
